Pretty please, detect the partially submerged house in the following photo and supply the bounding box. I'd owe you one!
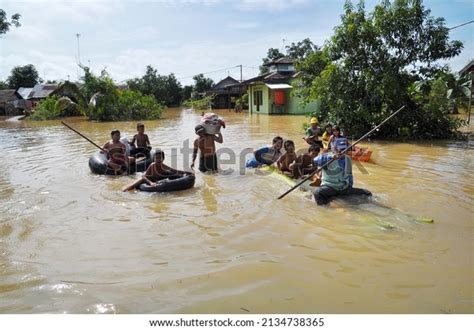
[0,90,21,115]
[243,57,318,115]
[208,76,243,109]
[27,83,58,105]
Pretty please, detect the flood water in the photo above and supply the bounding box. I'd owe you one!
[0,108,472,313]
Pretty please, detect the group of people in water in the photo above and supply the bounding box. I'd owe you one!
[245,117,371,205]
[99,116,371,205]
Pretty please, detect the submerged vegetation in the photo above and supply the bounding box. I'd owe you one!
[29,67,164,122]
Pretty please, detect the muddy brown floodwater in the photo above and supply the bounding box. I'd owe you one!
[0,108,472,313]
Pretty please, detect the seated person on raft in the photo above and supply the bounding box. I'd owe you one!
[102,129,135,173]
[290,144,321,179]
[130,123,152,157]
[191,124,223,173]
[245,136,284,168]
[277,140,297,177]
[122,149,191,191]
[321,124,333,150]
[312,145,371,205]
[327,126,348,154]
[303,117,323,148]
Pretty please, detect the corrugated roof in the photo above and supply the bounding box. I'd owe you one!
[263,57,295,67]
[17,87,33,99]
[459,59,474,76]
[27,84,58,99]
[0,90,19,102]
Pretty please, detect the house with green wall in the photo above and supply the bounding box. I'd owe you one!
[244,57,319,115]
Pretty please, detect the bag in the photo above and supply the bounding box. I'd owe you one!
[200,113,226,134]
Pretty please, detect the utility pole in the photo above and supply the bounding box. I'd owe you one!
[76,33,81,81]
[76,33,81,65]
[238,64,243,112]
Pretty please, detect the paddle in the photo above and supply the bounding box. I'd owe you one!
[61,121,105,151]
[277,105,407,200]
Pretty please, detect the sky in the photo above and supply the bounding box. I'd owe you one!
[0,0,473,85]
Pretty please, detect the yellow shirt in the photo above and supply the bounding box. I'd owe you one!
[322,131,330,149]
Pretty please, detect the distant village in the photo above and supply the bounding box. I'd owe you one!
[0,57,323,117]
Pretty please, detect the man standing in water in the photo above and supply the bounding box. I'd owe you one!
[191,124,223,173]
[313,147,372,205]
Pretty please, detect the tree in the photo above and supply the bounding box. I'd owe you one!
[0,9,20,35]
[259,48,285,74]
[285,38,319,61]
[191,74,214,98]
[0,81,9,90]
[7,64,41,89]
[181,85,193,102]
[296,0,464,138]
[126,65,183,106]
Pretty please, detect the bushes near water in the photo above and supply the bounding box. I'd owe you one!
[29,95,83,120]
[29,67,164,122]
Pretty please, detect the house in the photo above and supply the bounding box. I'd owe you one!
[459,59,474,76]
[27,83,58,104]
[459,59,473,123]
[208,76,243,109]
[243,57,319,115]
[0,89,21,115]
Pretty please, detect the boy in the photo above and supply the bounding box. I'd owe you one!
[303,117,322,147]
[122,149,191,191]
[277,140,297,176]
[245,136,284,168]
[191,124,223,173]
[291,144,320,179]
[102,129,135,173]
[130,123,151,156]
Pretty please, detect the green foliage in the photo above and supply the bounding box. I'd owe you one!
[29,95,83,120]
[0,9,21,35]
[192,74,214,98]
[81,66,164,121]
[126,66,183,106]
[286,38,319,61]
[0,81,9,90]
[182,85,193,101]
[183,94,215,110]
[260,39,319,74]
[7,64,41,89]
[260,48,285,74]
[296,0,464,139]
[235,92,249,110]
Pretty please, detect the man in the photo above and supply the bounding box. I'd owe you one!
[312,149,372,205]
[191,124,223,173]
[303,117,322,147]
[245,136,283,168]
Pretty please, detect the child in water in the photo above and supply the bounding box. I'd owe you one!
[122,150,191,191]
[291,144,321,179]
[130,123,151,156]
[321,124,333,150]
[191,124,223,173]
[102,129,135,174]
[277,140,297,176]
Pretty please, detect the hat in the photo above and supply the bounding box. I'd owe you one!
[195,124,205,134]
[310,117,319,124]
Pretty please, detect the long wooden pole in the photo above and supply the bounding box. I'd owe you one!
[61,121,104,151]
[277,105,406,200]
